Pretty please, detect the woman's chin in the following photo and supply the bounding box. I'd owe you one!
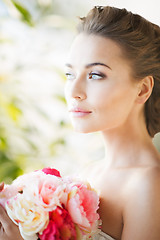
[74,128,91,134]
[73,125,99,134]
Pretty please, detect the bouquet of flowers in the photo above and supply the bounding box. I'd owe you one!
[0,168,101,240]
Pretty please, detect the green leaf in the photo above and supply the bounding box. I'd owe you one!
[6,102,22,122]
[0,151,10,164]
[0,161,23,183]
[0,137,7,151]
[11,0,34,26]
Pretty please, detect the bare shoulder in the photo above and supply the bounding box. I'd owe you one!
[123,165,160,206]
[131,165,160,193]
[122,166,160,240]
[144,165,160,184]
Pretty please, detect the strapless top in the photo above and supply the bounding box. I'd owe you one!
[92,231,116,240]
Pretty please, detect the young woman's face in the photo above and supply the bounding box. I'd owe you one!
[64,34,140,133]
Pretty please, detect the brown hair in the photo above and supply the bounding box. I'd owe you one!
[77,6,160,137]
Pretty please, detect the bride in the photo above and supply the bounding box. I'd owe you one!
[0,5,160,240]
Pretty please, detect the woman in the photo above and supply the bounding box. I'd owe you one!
[0,5,160,240]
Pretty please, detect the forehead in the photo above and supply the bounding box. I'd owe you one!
[67,33,125,67]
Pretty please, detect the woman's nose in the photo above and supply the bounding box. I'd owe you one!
[69,77,87,101]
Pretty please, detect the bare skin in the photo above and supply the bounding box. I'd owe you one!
[65,33,160,239]
[82,149,160,240]
[0,33,160,240]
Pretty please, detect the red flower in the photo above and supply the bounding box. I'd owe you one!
[42,168,61,178]
[39,206,77,240]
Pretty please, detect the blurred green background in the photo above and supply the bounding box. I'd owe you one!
[0,0,160,183]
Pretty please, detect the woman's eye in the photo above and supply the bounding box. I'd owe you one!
[65,72,75,80]
[88,72,105,80]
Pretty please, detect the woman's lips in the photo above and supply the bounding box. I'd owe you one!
[69,107,92,117]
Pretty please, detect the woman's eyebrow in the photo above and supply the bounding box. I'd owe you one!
[85,62,112,70]
[65,62,112,70]
[65,63,73,68]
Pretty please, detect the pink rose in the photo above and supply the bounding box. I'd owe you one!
[67,183,100,233]
[42,168,61,178]
[32,174,65,211]
[39,206,77,240]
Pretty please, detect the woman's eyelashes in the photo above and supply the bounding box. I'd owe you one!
[88,71,106,80]
[65,72,75,80]
[65,71,106,81]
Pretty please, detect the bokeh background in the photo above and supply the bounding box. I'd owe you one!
[0,0,160,183]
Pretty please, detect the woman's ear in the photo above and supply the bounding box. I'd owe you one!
[136,76,154,104]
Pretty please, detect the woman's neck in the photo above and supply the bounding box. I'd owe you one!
[101,120,157,169]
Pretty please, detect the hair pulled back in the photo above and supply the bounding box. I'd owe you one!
[77,6,160,137]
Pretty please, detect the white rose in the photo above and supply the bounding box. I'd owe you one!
[6,193,49,240]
